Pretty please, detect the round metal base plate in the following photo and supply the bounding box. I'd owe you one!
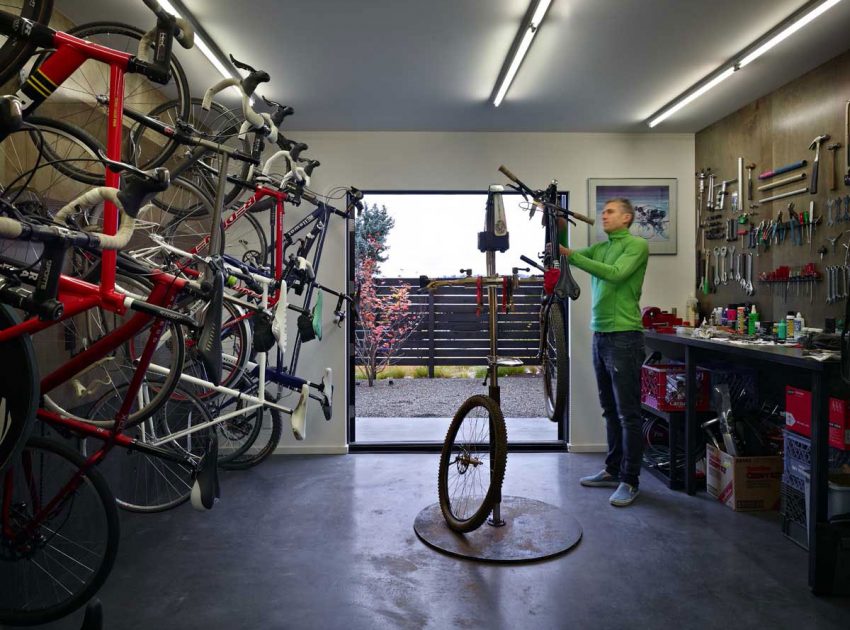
[413,496,582,563]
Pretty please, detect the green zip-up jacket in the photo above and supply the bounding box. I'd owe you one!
[567,228,649,332]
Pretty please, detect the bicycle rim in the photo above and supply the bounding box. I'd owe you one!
[84,384,214,512]
[0,436,119,626]
[437,394,507,533]
[219,385,283,470]
[223,209,269,268]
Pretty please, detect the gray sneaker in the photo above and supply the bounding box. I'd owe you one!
[609,482,640,507]
[580,470,620,488]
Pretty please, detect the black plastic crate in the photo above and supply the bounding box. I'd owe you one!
[780,481,809,550]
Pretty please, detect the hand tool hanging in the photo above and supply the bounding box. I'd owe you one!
[827,143,842,192]
[808,134,830,195]
[745,163,756,203]
[759,187,808,204]
[758,159,807,180]
[757,172,806,192]
[737,157,745,213]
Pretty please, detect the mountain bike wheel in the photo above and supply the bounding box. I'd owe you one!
[134,97,252,211]
[438,394,507,533]
[0,305,37,476]
[0,0,53,86]
[542,299,568,423]
[29,21,190,171]
[0,436,119,626]
[83,384,214,512]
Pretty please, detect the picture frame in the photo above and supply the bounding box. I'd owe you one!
[587,178,677,255]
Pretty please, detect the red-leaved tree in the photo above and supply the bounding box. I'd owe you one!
[355,247,421,386]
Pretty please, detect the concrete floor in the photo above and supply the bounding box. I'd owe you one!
[35,452,850,630]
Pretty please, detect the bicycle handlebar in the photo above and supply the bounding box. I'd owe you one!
[498,165,595,226]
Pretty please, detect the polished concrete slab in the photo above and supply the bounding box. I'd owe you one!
[34,452,850,630]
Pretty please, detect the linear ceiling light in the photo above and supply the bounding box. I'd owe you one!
[156,0,242,84]
[492,0,552,107]
[647,0,842,128]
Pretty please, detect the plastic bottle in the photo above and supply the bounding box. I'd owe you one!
[794,312,805,338]
[777,319,787,341]
[748,305,758,336]
[786,314,795,339]
[737,307,746,334]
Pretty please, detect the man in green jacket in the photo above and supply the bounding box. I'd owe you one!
[560,198,649,506]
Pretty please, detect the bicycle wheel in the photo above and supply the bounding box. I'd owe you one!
[438,394,507,533]
[33,271,185,428]
[0,305,37,475]
[223,209,269,268]
[0,0,53,86]
[29,21,190,171]
[133,97,252,211]
[542,299,568,422]
[218,384,283,470]
[0,436,119,626]
[83,384,214,512]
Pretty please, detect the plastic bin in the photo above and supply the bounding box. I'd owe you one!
[640,364,710,412]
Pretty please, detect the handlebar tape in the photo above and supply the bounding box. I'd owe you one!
[498,165,521,185]
[53,187,136,250]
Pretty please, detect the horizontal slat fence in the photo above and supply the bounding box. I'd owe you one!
[357,277,544,375]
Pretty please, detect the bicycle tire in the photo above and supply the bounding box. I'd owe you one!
[0,304,37,476]
[134,97,252,211]
[29,21,190,170]
[0,0,53,86]
[23,115,106,186]
[0,436,119,626]
[219,386,282,470]
[83,384,215,512]
[437,394,507,533]
[542,299,568,422]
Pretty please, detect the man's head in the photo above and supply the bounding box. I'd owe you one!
[601,198,634,233]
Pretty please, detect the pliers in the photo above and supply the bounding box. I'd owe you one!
[789,207,802,246]
[775,211,786,245]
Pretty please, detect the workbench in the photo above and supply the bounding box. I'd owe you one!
[643,330,844,594]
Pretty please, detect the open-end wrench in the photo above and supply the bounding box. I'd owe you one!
[828,198,836,226]
[728,245,736,281]
[829,230,845,254]
[827,266,835,304]
[720,246,728,284]
[713,247,721,286]
[746,253,755,295]
[844,195,850,222]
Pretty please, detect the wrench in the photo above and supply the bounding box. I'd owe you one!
[720,246,728,284]
[829,230,845,254]
[844,195,850,222]
[746,253,754,295]
[828,266,836,304]
[828,198,836,226]
[713,247,721,286]
[728,245,736,281]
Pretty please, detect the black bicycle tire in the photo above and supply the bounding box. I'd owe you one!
[213,379,267,465]
[220,388,282,470]
[0,304,37,476]
[85,384,214,513]
[25,115,106,186]
[437,394,507,533]
[0,0,53,86]
[223,209,269,268]
[135,97,252,210]
[0,436,119,626]
[32,20,190,170]
[542,299,568,422]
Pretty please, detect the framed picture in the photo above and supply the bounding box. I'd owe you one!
[587,178,677,254]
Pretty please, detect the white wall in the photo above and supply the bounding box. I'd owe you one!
[286,131,695,453]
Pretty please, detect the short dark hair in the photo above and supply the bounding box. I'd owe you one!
[604,197,634,227]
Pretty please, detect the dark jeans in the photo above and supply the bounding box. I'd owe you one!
[592,331,645,487]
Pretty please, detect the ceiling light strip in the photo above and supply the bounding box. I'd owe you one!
[646,0,843,127]
[492,0,552,107]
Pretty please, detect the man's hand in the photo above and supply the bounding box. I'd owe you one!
[559,244,572,258]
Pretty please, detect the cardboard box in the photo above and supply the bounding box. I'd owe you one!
[785,386,850,450]
[706,444,782,511]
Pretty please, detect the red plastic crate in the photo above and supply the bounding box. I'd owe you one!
[641,364,710,412]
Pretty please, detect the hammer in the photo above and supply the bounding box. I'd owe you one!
[745,162,756,200]
[827,142,842,191]
[809,134,830,195]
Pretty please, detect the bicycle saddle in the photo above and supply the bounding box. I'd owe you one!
[554,254,580,301]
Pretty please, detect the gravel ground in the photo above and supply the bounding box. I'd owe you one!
[354,376,546,418]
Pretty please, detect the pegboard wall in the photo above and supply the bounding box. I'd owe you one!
[695,47,850,328]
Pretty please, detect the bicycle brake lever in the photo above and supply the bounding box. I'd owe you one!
[229,54,257,73]
[95,149,165,182]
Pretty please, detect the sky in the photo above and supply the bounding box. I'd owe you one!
[364,192,571,278]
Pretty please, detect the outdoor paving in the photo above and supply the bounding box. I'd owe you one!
[354,376,556,443]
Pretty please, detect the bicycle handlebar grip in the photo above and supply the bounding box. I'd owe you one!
[202,77,239,111]
[53,187,136,250]
[498,165,521,185]
[173,17,194,49]
[569,210,595,226]
[271,104,294,126]
[0,216,24,239]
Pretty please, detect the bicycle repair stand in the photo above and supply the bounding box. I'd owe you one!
[414,185,582,563]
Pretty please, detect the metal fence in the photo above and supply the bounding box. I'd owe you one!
[356,277,544,375]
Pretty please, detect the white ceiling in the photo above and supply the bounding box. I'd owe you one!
[56,0,850,133]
